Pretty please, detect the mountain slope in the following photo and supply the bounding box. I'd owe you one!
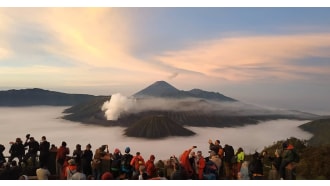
[124,115,196,139]
[0,88,98,106]
[299,118,330,146]
[188,88,236,102]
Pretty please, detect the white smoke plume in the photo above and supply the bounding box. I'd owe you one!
[101,93,135,120]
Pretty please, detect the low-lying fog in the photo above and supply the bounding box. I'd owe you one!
[0,106,313,160]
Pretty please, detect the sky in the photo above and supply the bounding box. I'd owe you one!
[1,5,330,114]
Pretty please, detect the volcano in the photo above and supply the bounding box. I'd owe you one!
[124,115,196,139]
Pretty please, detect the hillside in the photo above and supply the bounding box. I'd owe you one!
[124,115,195,139]
[0,88,98,106]
[299,118,330,146]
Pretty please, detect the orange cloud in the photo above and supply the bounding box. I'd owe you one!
[155,33,330,82]
[0,8,169,88]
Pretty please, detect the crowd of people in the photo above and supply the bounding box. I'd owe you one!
[0,134,300,180]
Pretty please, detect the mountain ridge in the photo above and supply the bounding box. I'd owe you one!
[0,88,99,106]
[133,80,236,102]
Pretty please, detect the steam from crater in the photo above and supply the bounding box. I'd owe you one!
[101,93,135,120]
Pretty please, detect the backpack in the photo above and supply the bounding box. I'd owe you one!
[292,149,300,163]
[111,154,122,171]
[204,160,218,175]
[203,161,218,180]
[121,153,133,169]
[224,145,234,162]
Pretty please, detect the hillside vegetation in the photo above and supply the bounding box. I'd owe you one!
[299,118,330,146]
[258,137,330,179]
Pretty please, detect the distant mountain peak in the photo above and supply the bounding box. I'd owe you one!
[133,80,237,102]
[133,80,180,98]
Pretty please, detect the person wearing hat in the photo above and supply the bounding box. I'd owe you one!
[23,136,39,167]
[110,148,122,179]
[65,159,77,179]
[121,146,133,179]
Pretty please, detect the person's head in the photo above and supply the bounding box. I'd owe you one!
[189,151,196,158]
[197,150,202,157]
[237,147,243,153]
[253,152,260,160]
[86,144,91,150]
[61,141,67,147]
[150,154,155,161]
[282,142,288,149]
[16,138,22,143]
[215,140,220,145]
[241,161,249,168]
[125,147,130,153]
[29,137,35,141]
[101,172,113,180]
[114,148,120,154]
[100,145,107,151]
[136,152,140,156]
[19,175,28,180]
[209,150,216,157]
[11,160,17,167]
[142,172,148,180]
[41,136,46,141]
[76,144,81,150]
[68,159,76,166]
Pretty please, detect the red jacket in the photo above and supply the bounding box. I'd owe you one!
[197,156,206,180]
[180,149,194,178]
[130,155,145,171]
[145,159,156,177]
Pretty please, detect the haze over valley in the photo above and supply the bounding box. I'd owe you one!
[0,106,313,160]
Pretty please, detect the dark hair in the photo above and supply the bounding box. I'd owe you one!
[62,141,67,147]
[142,172,148,180]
